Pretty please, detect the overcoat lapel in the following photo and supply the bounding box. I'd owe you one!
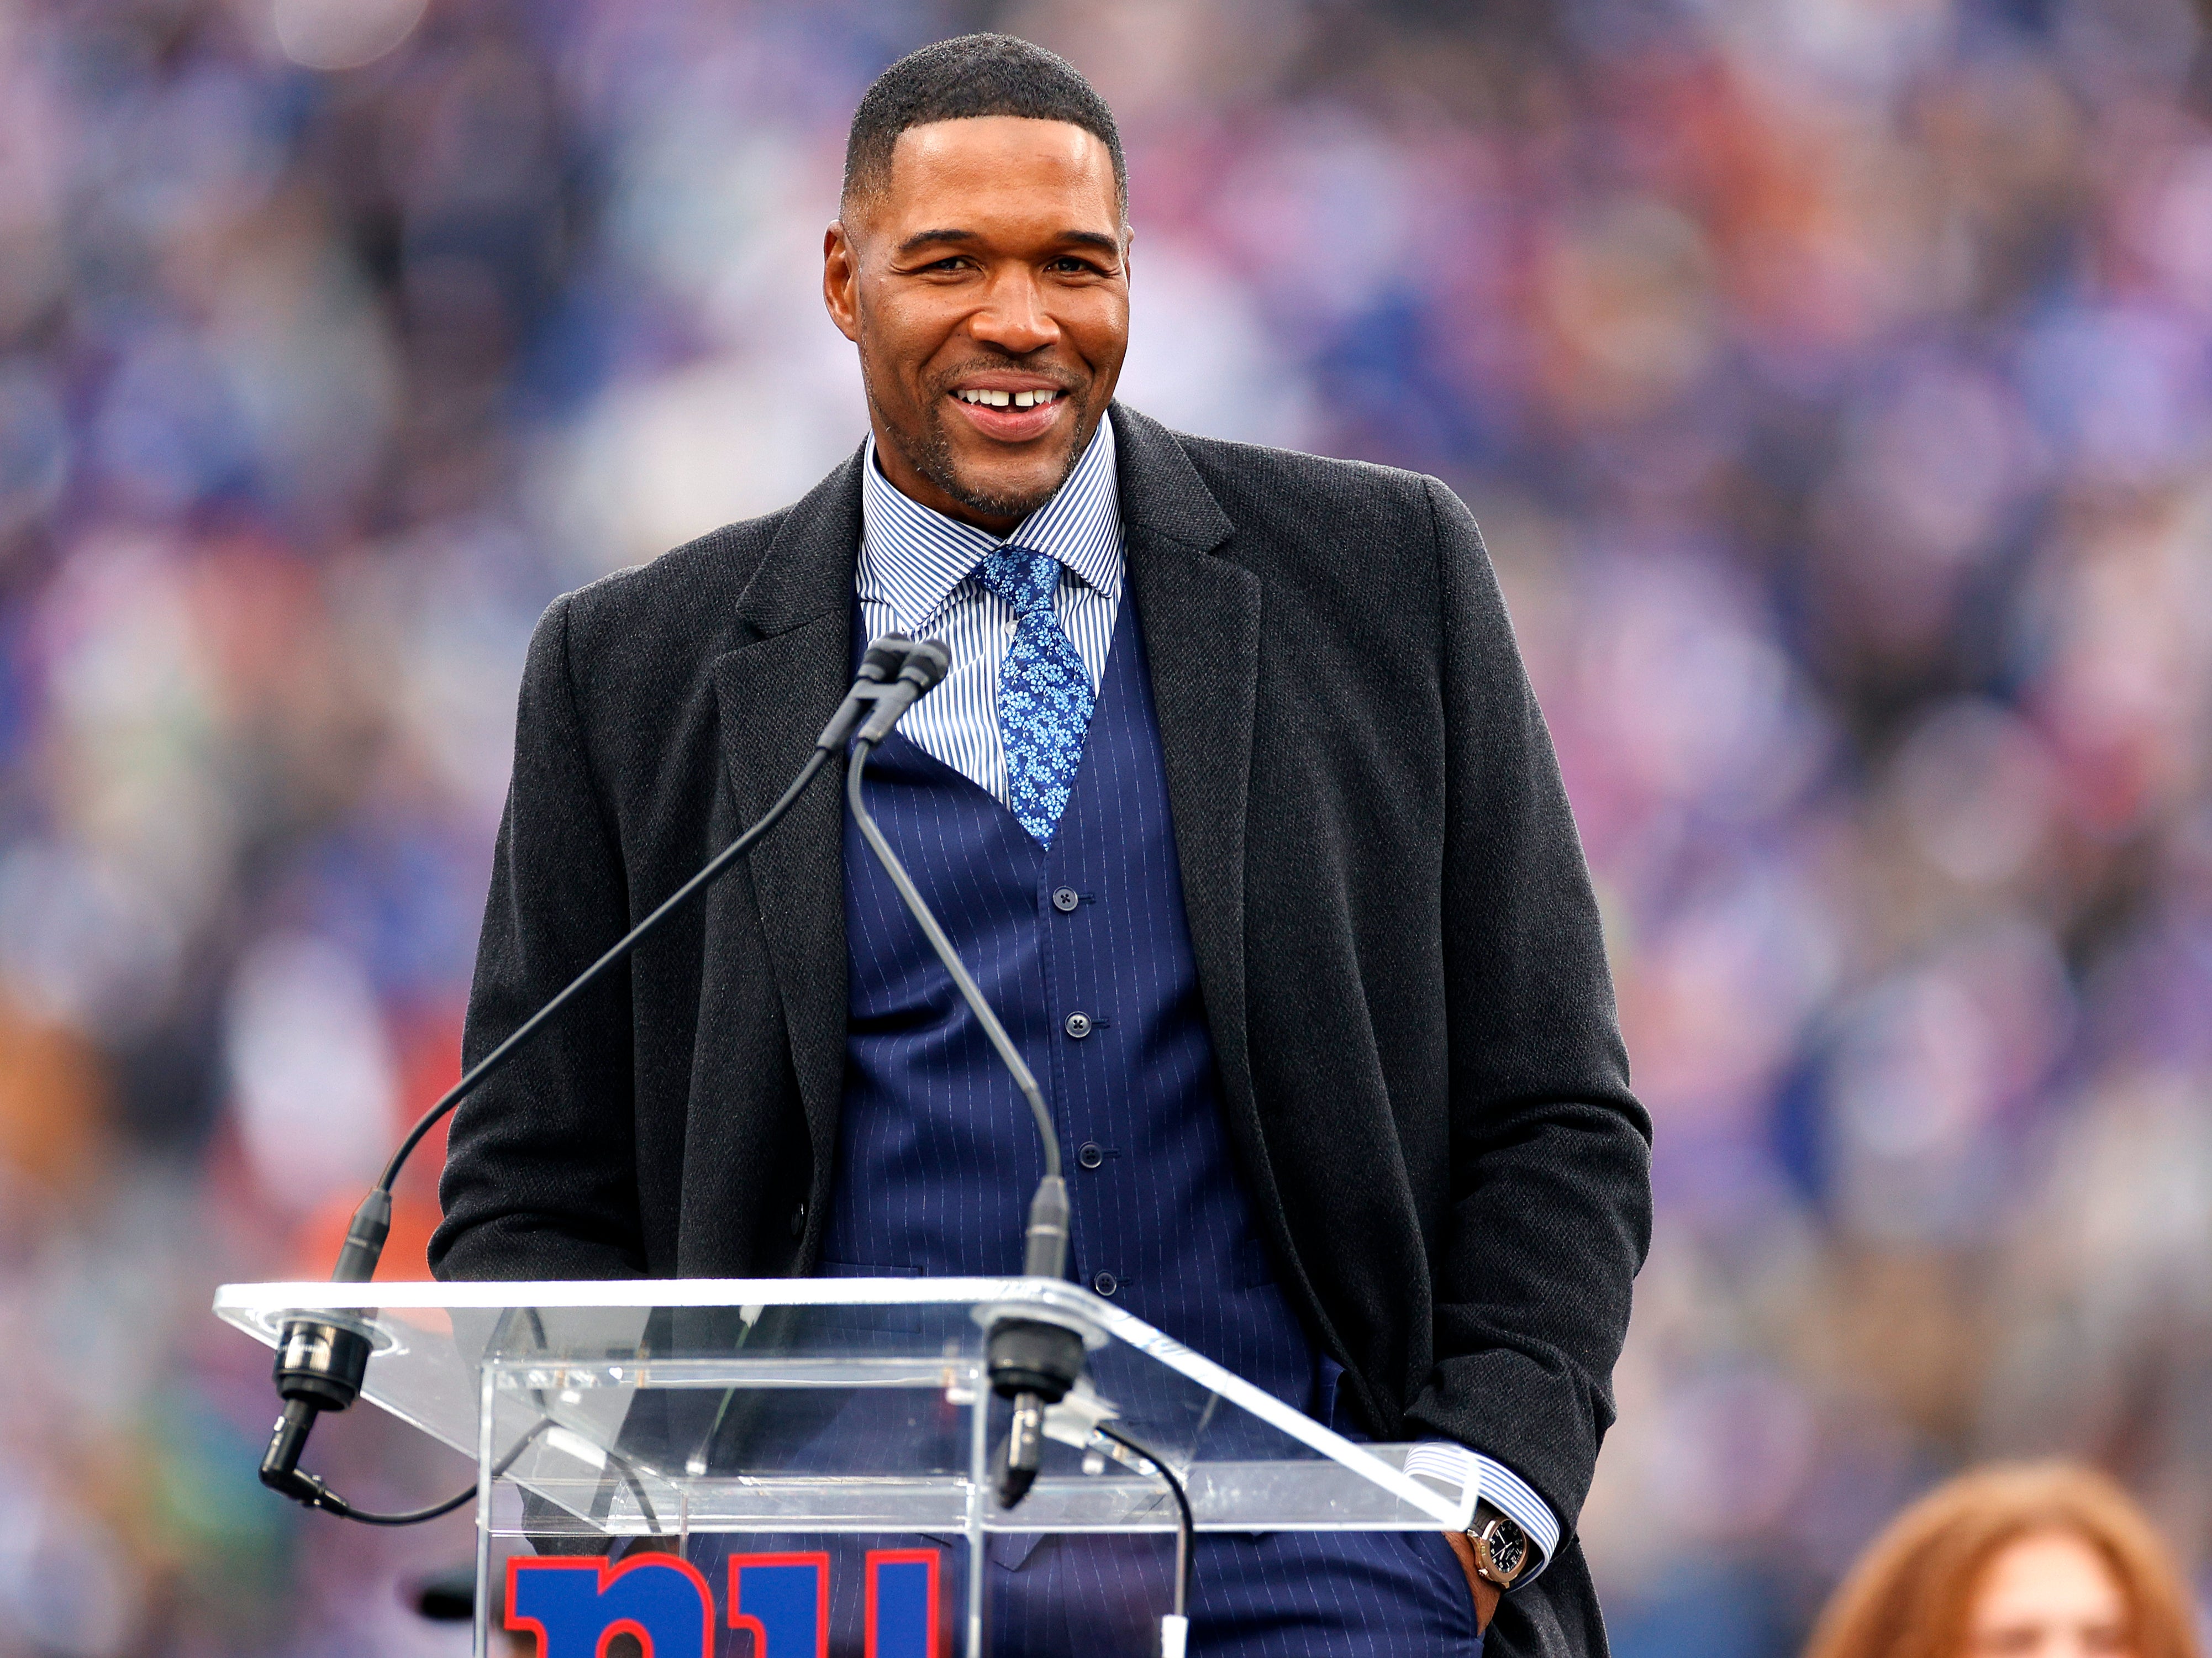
[1109,406,1289,1241]
[710,447,866,1194]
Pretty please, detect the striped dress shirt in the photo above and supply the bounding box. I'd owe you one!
[857,419,1123,807]
[852,417,1561,1580]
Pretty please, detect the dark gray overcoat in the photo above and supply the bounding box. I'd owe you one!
[433,403,1653,1658]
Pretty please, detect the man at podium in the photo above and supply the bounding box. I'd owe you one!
[433,32,1650,1658]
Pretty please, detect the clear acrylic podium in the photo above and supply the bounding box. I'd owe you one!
[214,1276,1472,1655]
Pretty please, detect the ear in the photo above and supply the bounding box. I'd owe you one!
[822,222,861,344]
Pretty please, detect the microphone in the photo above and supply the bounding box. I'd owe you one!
[856,640,952,744]
[814,636,926,751]
[841,653,1089,1508]
[259,635,944,1524]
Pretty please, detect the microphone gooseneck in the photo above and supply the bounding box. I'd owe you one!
[843,686,1091,1509]
[259,636,937,1526]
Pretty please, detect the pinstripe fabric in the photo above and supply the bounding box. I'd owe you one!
[825,603,1486,1651]
[856,420,1120,808]
[828,601,1311,1409]
[987,1531,1486,1657]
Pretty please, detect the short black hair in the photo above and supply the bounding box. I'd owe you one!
[842,34,1126,220]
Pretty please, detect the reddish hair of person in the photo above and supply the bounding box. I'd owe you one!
[1803,1461,2202,1658]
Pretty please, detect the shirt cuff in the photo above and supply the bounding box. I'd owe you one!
[1402,1440,1561,1586]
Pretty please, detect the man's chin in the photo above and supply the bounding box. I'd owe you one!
[929,434,1086,525]
[937,467,1066,524]
[881,395,1096,528]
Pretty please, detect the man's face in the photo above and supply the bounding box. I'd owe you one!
[824,116,1129,533]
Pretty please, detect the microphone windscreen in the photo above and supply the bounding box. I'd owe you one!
[860,635,915,681]
[903,639,952,691]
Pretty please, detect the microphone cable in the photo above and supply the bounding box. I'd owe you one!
[1097,1422,1195,1630]
[301,1417,662,1534]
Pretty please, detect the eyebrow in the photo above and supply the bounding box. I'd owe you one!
[1058,230,1123,255]
[894,227,1123,257]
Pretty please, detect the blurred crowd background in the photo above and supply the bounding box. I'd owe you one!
[0,0,2207,1652]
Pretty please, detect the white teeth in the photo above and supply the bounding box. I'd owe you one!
[957,388,1056,408]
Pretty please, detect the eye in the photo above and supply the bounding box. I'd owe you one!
[896,254,973,276]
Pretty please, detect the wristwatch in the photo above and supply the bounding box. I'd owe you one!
[1466,1503,1534,1588]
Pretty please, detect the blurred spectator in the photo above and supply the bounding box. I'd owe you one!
[0,0,2203,1650]
[1802,1462,2200,1658]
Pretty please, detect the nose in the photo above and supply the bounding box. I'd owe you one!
[968,268,1057,355]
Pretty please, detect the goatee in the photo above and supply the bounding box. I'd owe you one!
[876,384,1091,527]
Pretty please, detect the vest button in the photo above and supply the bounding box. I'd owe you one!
[1078,1142,1104,1170]
[1092,1271,1119,1297]
[1064,1012,1092,1039]
[1051,887,1081,914]
[788,1201,807,1239]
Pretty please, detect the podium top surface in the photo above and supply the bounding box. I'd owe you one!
[217,1274,1118,1313]
[214,1275,1471,1535]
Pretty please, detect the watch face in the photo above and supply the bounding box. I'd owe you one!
[1474,1518,1530,1585]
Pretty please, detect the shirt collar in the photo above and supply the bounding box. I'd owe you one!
[857,417,1122,636]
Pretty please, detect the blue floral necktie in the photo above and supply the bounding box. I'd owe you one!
[975,544,1095,846]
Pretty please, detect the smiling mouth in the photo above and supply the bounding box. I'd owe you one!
[944,382,1071,444]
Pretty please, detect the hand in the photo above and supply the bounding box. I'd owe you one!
[1443,1531,1503,1633]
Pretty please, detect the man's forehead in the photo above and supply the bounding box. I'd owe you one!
[875,115,1118,220]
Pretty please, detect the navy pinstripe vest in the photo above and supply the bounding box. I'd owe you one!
[828,601,1319,1413]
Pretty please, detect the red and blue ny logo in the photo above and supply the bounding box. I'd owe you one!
[505,1549,940,1657]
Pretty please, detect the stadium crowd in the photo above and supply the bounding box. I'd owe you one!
[0,0,2206,1652]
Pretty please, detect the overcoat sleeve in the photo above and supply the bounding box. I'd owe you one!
[430,593,648,1282]
[1400,477,1653,1535]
